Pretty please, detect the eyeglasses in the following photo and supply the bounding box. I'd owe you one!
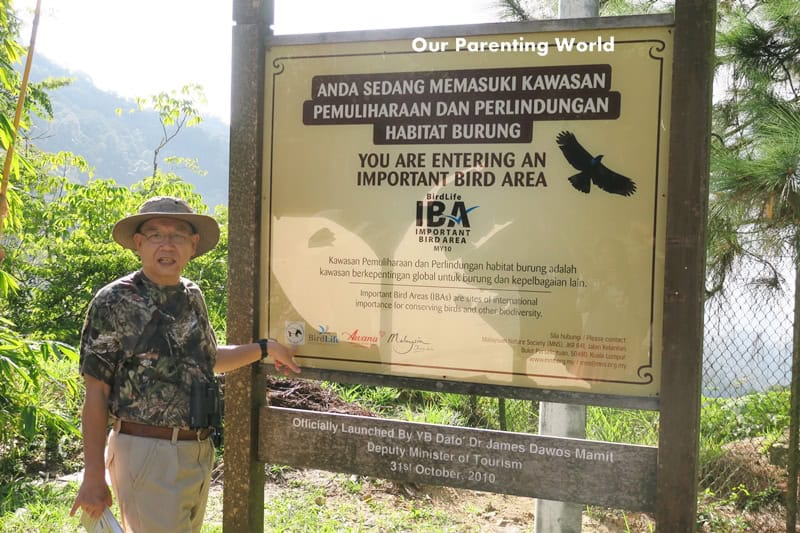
[138,232,194,245]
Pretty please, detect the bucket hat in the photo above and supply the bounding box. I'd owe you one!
[112,196,220,258]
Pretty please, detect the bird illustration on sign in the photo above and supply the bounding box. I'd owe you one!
[556,131,637,197]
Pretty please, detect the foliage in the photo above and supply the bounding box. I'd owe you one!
[493,0,671,21]
[0,317,80,468]
[0,3,67,237]
[0,479,81,532]
[186,203,229,343]
[120,84,206,178]
[586,406,659,445]
[707,0,800,293]
[696,487,753,532]
[1,84,225,342]
[701,388,789,444]
[0,167,226,344]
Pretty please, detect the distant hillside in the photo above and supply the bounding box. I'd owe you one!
[27,57,230,209]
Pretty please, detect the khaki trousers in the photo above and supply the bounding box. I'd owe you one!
[106,429,214,533]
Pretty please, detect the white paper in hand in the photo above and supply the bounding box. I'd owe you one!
[80,507,123,533]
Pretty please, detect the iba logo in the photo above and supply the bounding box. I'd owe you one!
[415,195,478,250]
[415,200,479,228]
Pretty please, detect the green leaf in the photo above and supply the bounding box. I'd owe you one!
[20,405,38,441]
[0,112,14,149]
[0,269,19,297]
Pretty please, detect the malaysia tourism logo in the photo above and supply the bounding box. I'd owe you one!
[415,192,479,251]
[385,331,434,355]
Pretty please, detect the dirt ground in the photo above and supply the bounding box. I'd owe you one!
[204,467,654,532]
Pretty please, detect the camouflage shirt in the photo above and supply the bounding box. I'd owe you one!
[79,270,217,428]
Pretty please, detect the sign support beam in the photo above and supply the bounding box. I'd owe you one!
[656,0,716,530]
[225,1,270,531]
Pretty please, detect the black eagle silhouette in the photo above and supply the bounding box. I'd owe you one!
[556,131,636,197]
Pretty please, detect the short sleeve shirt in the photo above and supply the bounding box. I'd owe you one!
[79,270,217,428]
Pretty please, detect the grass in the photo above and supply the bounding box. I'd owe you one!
[261,476,466,532]
[0,479,81,532]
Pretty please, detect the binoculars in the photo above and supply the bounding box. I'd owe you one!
[190,380,222,430]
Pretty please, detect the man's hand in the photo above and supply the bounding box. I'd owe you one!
[215,341,301,374]
[70,472,112,519]
[268,339,301,376]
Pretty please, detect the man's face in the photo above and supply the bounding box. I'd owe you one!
[132,217,199,286]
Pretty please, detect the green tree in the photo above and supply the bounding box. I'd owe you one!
[706,0,800,525]
[707,0,800,293]
[119,84,206,178]
[0,0,83,467]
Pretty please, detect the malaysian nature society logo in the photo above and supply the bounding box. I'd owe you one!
[285,322,305,345]
[415,192,479,251]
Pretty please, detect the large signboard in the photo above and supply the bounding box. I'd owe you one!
[263,22,672,397]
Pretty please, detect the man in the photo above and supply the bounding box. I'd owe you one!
[69,196,300,532]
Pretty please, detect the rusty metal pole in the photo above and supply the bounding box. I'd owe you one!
[224,0,270,531]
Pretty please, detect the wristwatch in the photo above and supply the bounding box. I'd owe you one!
[257,338,275,361]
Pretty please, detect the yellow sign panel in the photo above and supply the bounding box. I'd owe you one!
[263,24,672,396]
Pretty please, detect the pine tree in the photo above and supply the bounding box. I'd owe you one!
[708,0,800,295]
[709,1,800,526]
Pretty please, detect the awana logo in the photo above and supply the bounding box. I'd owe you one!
[342,329,380,345]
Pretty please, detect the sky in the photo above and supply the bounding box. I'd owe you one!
[15,0,501,123]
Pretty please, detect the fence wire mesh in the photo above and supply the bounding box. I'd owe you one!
[700,255,794,531]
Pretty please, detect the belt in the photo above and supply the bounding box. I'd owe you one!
[118,420,211,441]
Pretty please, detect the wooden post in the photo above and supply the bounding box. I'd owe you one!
[656,0,716,530]
[785,228,800,532]
[224,0,270,531]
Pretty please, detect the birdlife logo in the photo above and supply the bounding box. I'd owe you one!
[285,322,306,345]
[556,130,637,197]
[308,324,339,345]
[414,193,478,251]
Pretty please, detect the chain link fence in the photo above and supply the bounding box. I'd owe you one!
[700,255,794,530]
